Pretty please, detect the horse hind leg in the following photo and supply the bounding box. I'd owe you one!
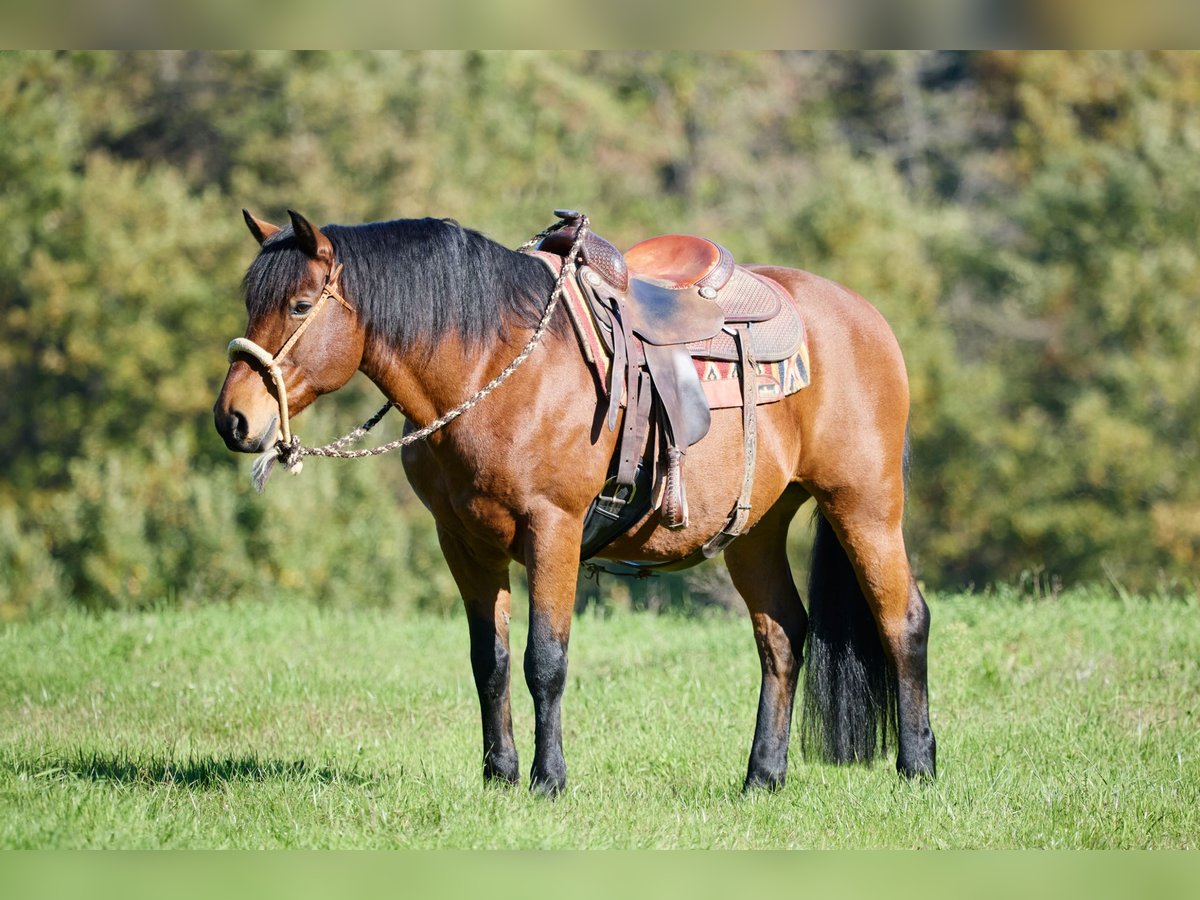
[802,494,936,779]
[724,491,808,791]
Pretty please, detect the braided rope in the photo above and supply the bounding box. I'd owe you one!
[253,213,588,490]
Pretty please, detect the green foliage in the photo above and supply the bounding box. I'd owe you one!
[3,51,1200,616]
[44,440,253,611]
[0,505,66,621]
[24,428,458,615]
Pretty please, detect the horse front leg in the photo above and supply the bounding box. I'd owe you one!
[437,525,520,785]
[522,507,584,796]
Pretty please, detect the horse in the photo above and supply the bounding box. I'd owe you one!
[214,209,936,794]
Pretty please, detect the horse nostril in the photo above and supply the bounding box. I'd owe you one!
[228,410,247,443]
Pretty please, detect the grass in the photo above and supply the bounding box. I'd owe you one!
[0,587,1196,848]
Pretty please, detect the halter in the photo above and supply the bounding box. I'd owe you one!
[226,263,353,446]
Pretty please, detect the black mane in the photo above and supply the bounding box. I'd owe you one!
[243,217,559,353]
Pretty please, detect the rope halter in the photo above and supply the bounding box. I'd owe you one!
[226,262,352,447]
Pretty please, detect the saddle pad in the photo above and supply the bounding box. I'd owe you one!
[697,350,810,409]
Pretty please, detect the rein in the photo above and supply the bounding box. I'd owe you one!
[234,212,591,492]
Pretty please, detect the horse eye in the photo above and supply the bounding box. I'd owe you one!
[291,301,313,316]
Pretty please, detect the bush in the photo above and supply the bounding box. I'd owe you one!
[26,434,460,616]
[0,502,68,620]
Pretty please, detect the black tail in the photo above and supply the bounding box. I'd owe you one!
[799,510,898,763]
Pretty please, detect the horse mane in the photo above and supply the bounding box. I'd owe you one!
[242,217,559,354]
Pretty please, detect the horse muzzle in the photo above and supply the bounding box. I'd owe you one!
[226,337,294,446]
[214,396,279,454]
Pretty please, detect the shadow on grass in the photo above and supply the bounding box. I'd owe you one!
[13,750,376,788]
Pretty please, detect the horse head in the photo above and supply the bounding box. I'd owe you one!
[214,209,365,454]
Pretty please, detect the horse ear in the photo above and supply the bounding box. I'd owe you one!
[287,209,333,262]
[242,208,281,245]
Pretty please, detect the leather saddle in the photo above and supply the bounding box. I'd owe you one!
[538,214,805,565]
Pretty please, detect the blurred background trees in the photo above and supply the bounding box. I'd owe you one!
[2,51,1197,617]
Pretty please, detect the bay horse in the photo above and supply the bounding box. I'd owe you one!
[214,209,936,794]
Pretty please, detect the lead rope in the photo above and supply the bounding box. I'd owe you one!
[251,212,590,492]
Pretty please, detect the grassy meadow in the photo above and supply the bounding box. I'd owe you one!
[1,588,1196,849]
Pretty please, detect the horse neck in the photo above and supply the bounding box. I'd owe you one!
[358,326,519,429]
[346,233,557,430]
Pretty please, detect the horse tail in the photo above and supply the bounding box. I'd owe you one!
[799,508,899,764]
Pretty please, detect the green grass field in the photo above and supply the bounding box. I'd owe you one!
[1,589,1196,848]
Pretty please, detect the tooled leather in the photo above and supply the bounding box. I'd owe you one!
[694,242,735,291]
[583,232,628,291]
[540,227,629,291]
[714,268,782,321]
[686,270,802,363]
[662,447,687,529]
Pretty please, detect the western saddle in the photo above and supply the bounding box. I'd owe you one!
[534,211,808,572]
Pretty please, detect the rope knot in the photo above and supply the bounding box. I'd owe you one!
[279,435,305,474]
[251,436,304,493]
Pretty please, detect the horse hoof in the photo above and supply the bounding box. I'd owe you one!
[483,769,520,787]
[897,733,937,781]
[743,771,786,793]
[529,769,566,797]
[896,755,937,781]
[483,751,520,785]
